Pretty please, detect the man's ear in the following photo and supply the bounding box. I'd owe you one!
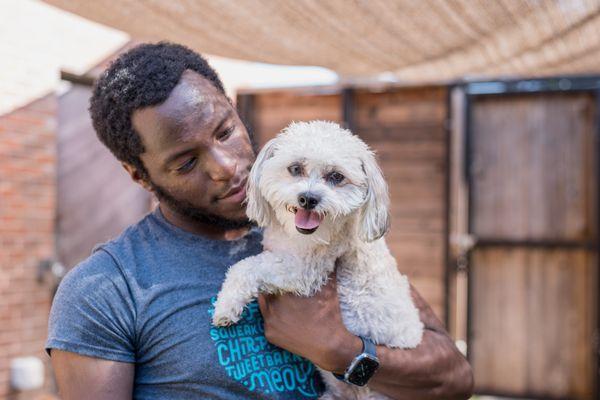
[121,162,153,192]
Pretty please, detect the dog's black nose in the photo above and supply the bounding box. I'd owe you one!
[298,192,320,210]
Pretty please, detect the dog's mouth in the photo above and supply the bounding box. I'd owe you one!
[287,205,324,234]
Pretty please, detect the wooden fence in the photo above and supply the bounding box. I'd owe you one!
[238,77,600,400]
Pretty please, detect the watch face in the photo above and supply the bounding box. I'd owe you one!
[347,355,380,386]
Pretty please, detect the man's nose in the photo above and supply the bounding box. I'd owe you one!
[205,148,237,181]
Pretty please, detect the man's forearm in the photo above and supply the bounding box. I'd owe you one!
[324,283,474,400]
[326,327,472,400]
[368,328,473,400]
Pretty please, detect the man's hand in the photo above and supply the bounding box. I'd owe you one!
[257,272,362,373]
[258,271,473,400]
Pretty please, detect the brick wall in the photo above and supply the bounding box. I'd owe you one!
[0,94,59,400]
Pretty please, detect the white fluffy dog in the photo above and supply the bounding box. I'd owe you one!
[213,121,423,399]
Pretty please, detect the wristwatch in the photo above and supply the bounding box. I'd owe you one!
[333,336,380,386]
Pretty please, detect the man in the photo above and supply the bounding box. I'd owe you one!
[46,42,473,399]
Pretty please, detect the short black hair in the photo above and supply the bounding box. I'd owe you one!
[89,42,227,178]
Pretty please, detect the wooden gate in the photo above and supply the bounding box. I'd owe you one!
[451,79,599,399]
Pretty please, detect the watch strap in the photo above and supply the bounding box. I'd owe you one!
[362,337,376,358]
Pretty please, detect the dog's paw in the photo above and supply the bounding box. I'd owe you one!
[212,299,244,327]
[212,313,238,327]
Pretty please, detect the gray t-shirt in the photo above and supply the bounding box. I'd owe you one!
[46,208,323,399]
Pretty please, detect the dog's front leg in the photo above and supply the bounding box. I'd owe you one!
[212,251,323,326]
[213,251,294,326]
[212,253,266,326]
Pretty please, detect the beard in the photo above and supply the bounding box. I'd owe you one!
[149,180,252,231]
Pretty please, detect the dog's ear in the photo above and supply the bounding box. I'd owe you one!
[359,150,390,242]
[246,138,277,227]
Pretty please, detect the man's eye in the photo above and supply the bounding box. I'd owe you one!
[217,126,235,141]
[327,171,345,185]
[176,157,197,173]
[287,164,303,176]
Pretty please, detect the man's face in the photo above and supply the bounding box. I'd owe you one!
[131,70,255,228]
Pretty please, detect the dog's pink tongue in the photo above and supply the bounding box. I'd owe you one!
[295,209,323,230]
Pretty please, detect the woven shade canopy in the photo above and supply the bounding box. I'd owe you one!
[44,0,600,81]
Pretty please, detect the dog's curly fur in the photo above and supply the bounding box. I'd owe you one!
[213,121,423,399]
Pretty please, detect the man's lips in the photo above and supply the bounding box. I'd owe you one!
[218,177,248,203]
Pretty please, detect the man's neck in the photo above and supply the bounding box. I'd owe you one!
[158,204,250,241]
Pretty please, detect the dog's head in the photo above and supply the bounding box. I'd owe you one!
[246,121,390,242]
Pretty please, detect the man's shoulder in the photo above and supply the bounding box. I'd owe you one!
[60,248,125,292]
[53,219,147,313]
[94,211,157,250]
[62,213,157,285]
[87,210,163,268]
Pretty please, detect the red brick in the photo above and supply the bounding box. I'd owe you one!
[0,94,57,398]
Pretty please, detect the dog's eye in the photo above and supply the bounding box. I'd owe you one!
[327,171,345,185]
[287,164,303,176]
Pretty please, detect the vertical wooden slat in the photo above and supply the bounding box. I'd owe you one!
[594,90,600,400]
[236,93,256,149]
[354,86,448,320]
[341,87,355,132]
[448,86,469,342]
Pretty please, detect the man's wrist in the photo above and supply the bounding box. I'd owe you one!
[322,331,362,373]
